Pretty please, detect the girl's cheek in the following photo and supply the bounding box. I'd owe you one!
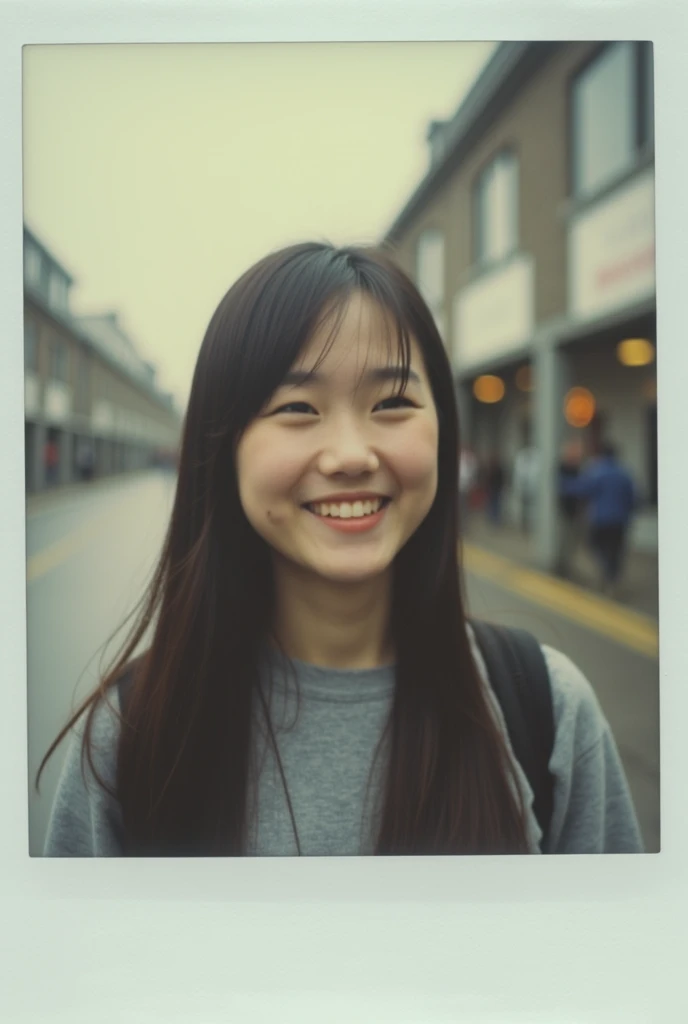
[244,434,309,497]
[389,423,439,481]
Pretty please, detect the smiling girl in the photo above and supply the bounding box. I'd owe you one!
[38,242,643,856]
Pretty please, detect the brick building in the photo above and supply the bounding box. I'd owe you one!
[24,225,182,493]
[383,42,656,568]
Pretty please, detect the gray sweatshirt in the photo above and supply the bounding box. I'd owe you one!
[43,634,644,856]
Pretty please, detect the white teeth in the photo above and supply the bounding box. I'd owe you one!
[309,498,385,518]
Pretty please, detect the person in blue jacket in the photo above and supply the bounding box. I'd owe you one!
[560,442,637,596]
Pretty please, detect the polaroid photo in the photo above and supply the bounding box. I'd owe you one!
[2,1,686,1021]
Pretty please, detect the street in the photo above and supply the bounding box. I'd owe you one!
[463,559,660,851]
[26,471,660,855]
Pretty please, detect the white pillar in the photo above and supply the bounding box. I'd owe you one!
[533,339,571,572]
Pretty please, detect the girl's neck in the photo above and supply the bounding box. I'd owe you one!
[270,563,394,670]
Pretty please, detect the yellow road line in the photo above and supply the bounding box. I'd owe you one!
[27,518,658,657]
[462,542,659,659]
[27,514,117,584]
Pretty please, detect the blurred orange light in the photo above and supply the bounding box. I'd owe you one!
[515,365,534,392]
[473,375,505,404]
[617,338,655,367]
[564,387,596,428]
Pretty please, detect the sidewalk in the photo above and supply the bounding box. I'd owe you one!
[463,514,659,621]
[25,468,164,517]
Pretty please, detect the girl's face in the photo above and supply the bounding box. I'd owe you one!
[235,292,439,586]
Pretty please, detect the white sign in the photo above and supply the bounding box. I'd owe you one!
[44,381,72,423]
[24,373,40,418]
[452,253,534,369]
[569,168,655,319]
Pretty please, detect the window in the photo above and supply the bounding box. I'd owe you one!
[49,338,69,383]
[415,230,445,311]
[24,244,41,286]
[473,151,518,266]
[571,42,654,199]
[24,320,39,372]
[415,230,446,340]
[48,271,68,312]
[77,353,90,404]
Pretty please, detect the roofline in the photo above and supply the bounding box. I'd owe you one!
[23,223,77,286]
[381,41,565,244]
[24,285,180,420]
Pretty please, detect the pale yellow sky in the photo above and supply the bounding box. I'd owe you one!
[23,42,496,406]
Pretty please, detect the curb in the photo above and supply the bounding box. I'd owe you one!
[462,541,659,658]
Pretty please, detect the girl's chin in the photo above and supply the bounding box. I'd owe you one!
[301,559,393,586]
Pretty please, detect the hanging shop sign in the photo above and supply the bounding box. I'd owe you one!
[452,253,534,371]
[569,168,655,320]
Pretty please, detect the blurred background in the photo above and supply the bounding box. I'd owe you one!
[23,41,658,854]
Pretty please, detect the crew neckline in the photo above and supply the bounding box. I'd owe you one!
[261,645,396,703]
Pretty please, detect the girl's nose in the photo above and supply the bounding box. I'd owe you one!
[316,424,380,477]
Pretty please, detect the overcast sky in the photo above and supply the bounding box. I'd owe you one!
[23,41,496,408]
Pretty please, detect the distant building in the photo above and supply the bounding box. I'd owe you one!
[23,224,182,493]
[382,42,656,566]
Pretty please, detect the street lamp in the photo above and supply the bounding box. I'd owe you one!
[564,386,596,428]
[617,338,655,367]
[473,375,505,403]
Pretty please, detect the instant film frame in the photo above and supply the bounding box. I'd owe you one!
[22,40,660,856]
[2,1,686,1022]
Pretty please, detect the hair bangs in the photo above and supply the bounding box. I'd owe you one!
[286,284,412,405]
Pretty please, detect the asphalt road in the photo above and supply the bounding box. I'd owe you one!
[463,570,660,851]
[27,471,175,855]
[26,470,660,855]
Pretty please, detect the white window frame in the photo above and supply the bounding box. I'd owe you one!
[24,245,42,286]
[48,271,68,311]
[473,151,519,268]
[570,42,653,201]
[415,229,445,311]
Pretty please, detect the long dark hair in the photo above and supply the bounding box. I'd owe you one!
[37,242,529,855]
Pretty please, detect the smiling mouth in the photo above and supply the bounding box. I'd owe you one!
[303,497,391,520]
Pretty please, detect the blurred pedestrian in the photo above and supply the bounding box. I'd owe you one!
[38,241,642,857]
[556,438,585,579]
[484,452,505,525]
[560,441,637,597]
[458,445,477,528]
[512,443,540,533]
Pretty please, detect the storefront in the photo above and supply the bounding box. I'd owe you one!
[453,251,537,511]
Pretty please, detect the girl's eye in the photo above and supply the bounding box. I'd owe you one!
[273,401,317,415]
[374,395,416,412]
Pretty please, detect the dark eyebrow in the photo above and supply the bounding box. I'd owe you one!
[281,367,422,387]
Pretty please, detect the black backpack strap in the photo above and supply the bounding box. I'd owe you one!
[470,620,555,849]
